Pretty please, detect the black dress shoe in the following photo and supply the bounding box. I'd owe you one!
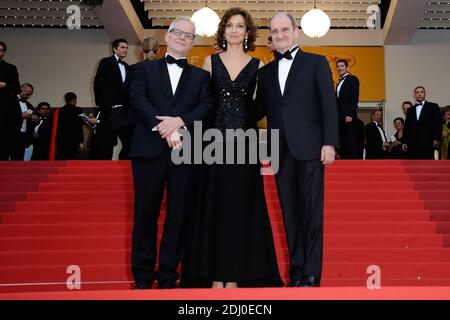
[157,281,177,289]
[288,280,302,287]
[135,281,153,289]
[299,276,321,287]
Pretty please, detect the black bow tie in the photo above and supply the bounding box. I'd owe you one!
[339,76,347,81]
[415,102,424,107]
[18,97,26,103]
[166,55,187,68]
[118,59,125,65]
[274,46,298,61]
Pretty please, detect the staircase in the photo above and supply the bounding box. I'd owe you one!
[0,160,449,293]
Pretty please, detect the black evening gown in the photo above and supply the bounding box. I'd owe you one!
[181,54,283,287]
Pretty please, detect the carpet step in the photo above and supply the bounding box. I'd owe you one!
[3,211,447,224]
[6,190,447,202]
[37,183,134,192]
[4,262,450,283]
[0,234,447,251]
[2,210,447,224]
[7,199,449,212]
[2,222,448,237]
[3,248,450,267]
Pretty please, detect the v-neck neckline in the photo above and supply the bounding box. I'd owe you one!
[217,54,254,82]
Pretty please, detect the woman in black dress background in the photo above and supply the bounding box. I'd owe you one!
[391,117,405,158]
[181,8,283,289]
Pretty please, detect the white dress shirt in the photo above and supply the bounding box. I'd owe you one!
[336,72,349,98]
[114,54,126,83]
[278,46,299,95]
[415,100,425,121]
[18,95,28,133]
[165,54,185,95]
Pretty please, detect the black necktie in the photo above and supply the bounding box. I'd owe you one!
[166,55,187,68]
[274,46,298,61]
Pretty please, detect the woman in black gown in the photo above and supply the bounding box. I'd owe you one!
[181,8,283,288]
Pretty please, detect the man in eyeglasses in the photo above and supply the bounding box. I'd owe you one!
[0,41,21,160]
[129,16,214,290]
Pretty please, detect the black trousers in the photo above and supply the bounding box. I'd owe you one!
[90,115,115,160]
[275,137,324,281]
[0,128,9,160]
[338,120,363,159]
[407,142,435,159]
[117,126,134,160]
[131,150,192,284]
[7,132,27,161]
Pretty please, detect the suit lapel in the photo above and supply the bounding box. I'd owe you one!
[282,49,307,98]
[173,64,192,100]
[124,63,131,84]
[111,56,123,85]
[158,59,174,99]
[270,61,283,98]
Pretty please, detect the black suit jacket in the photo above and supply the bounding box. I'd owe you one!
[404,101,442,147]
[56,104,84,151]
[336,74,359,121]
[255,49,339,160]
[94,55,130,116]
[7,96,34,132]
[30,115,53,160]
[129,59,214,158]
[0,60,21,128]
[0,60,20,102]
[365,122,387,159]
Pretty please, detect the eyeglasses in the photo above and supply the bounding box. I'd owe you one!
[169,28,195,41]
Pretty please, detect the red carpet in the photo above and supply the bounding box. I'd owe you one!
[0,160,450,295]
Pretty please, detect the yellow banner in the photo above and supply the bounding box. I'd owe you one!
[156,46,385,102]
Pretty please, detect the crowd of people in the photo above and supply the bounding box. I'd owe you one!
[1,36,448,162]
[334,61,449,160]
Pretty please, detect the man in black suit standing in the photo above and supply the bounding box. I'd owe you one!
[56,92,85,160]
[336,59,363,159]
[365,109,390,159]
[402,86,442,159]
[30,102,53,160]
[0,41,21,160]
[255,12,339,287]
[92,38,130,160]
[6,83,37,160]
[129,17,213,289]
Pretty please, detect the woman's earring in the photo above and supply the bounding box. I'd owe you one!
[222,39,226,49]
[244,37,248,50]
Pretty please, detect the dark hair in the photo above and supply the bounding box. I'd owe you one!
[336,59,349,67]
[414,86,426,93]
[37,102,51,109]
[112,38,128,50]
[64,92,77,103]
[21,83,34,90]
[0,41,6,51]
[216,8,258,52]
[393,117,405,125]
[443,105,450,115]
[268,36,272,43]
[402,101,413,106]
